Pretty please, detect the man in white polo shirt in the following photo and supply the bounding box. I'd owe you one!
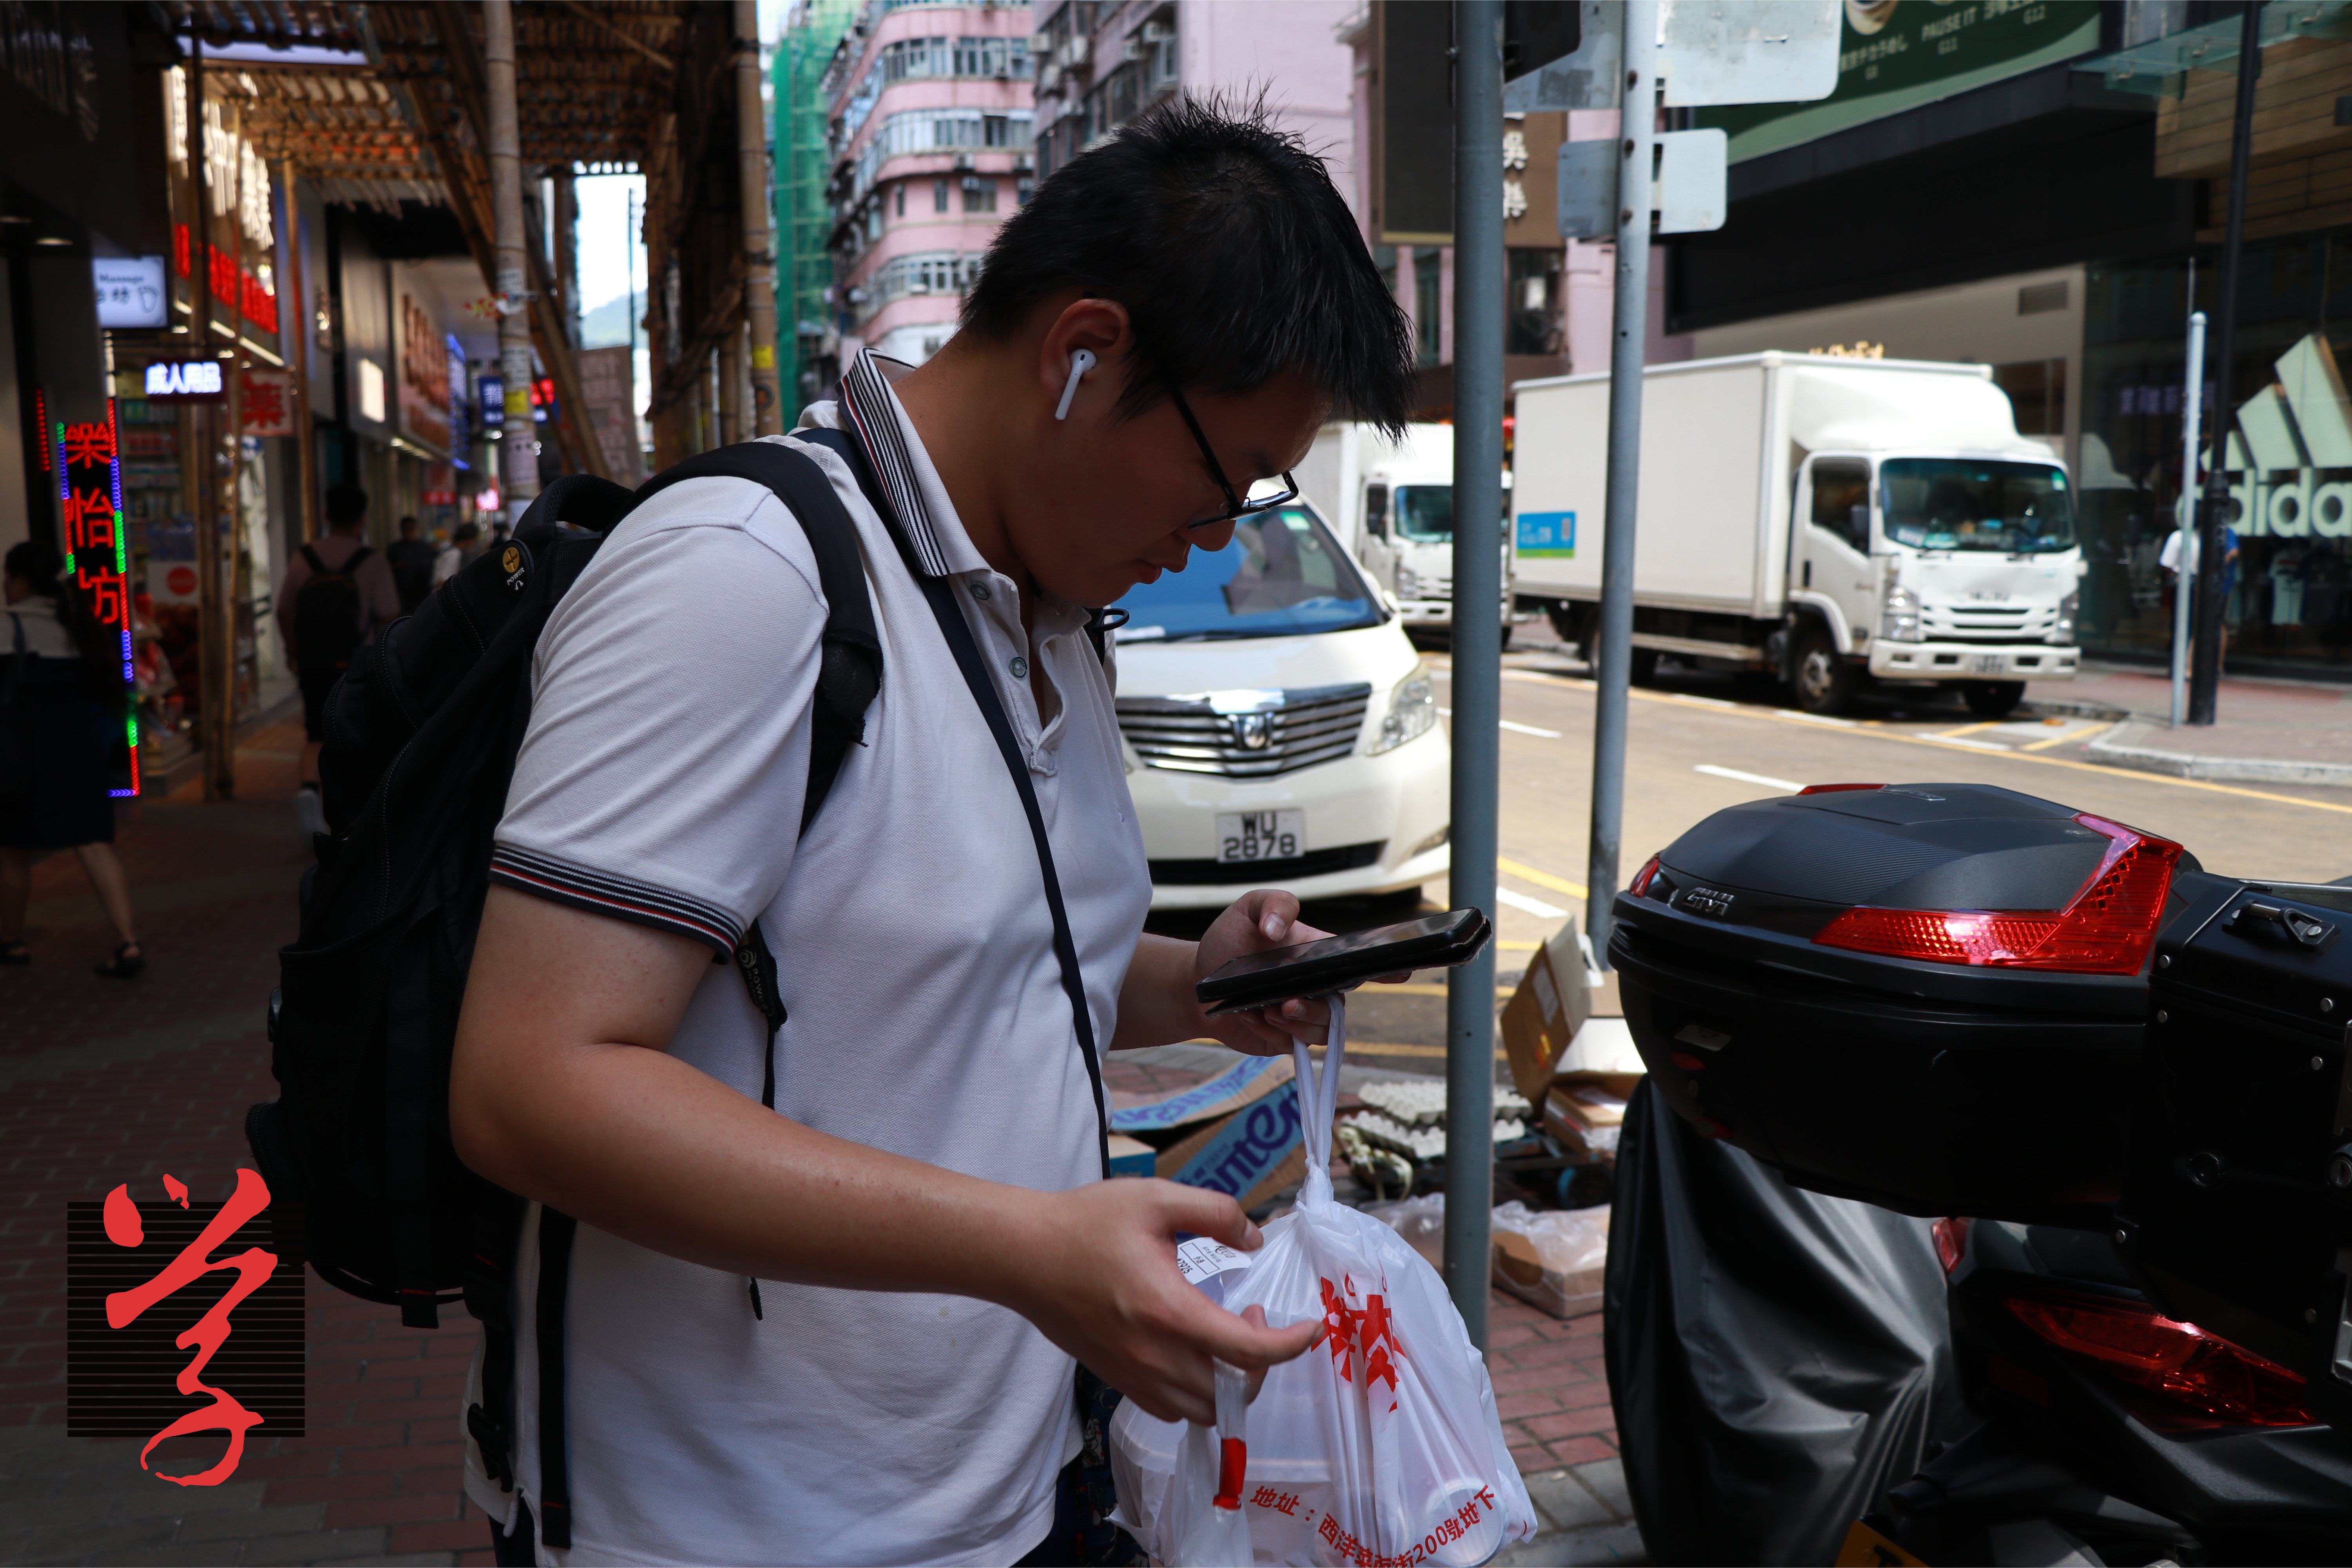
[449,99,1417,1566]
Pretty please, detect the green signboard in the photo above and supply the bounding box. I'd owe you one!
[1700,0,2102,164]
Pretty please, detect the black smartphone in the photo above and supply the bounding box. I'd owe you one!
[1196,908,1492,1017]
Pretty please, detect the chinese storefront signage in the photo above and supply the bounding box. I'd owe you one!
[144,360,225,400]
[54,401,139,796]
[398,293,453,453]
[93,256,167,328]
[240,368,296,437]
[172,223,279,336]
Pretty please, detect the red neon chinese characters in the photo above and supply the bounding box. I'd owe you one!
[102,1168,278,1487]
[62,421,115,468]
[78,564,127,627]
[64,487,114,555]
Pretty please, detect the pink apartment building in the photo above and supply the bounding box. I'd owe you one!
[824,0,1038,367]
[1031,1,1358,196]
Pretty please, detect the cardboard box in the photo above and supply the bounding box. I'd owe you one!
[1110,1052,1294,1141]
[1500,918,1620,1102]
[1154,1078,1306,1214]
[1107,1134,1157,1179]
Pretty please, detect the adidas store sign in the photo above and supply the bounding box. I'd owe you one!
[2220,333,2352,539]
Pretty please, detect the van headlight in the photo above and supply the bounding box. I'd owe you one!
[2051,588,2079,644]
[1395,563,1420,600]
[1368,669,1436,754]
[1882,582,1923,642]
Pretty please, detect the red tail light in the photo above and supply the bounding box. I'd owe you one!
[1629,854,1662,897]
[1797,782,1885,795]
[1932,1216,1970,1275]
[2003,1292,2314,1427]
[1812,814,2181,975]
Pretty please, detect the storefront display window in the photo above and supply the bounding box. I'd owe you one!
[2084,241,2352,677]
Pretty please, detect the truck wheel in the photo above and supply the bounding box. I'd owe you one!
[1630,646,1659,685]
[1961,680,2025,719]
[1544,601,1582,643]
[1791,631,1856,715]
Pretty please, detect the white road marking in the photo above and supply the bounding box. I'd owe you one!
[1438,708,1564,739]
[1496,886,1569,919]
[1934,735,2013,751]
[1694,764,1802,793]
[1786,711,1860,727]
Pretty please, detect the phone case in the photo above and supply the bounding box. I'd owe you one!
[1197,908,1492,1016]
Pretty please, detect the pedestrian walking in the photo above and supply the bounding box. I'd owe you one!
[2162,519,2240,666]
[446,100,1416,1565]
[432,521,480,590]
[0,541,144,976]
[387,512,439,613]
[278,484,397,839]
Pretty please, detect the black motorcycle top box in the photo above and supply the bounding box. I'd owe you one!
[2117,877,2352,1430]
[1610,782,2225,1226]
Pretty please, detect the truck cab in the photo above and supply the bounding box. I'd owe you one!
[1299,421,1514,643]
[1791,451,2082,715]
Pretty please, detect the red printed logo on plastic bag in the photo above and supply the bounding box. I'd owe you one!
[1319,1274,1402,1411]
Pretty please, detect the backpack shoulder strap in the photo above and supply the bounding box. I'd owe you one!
[631,441,884,843]
[345,546,371,571]
[299,543,325,577]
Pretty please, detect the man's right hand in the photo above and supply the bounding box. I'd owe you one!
[999,1177,1321,1427]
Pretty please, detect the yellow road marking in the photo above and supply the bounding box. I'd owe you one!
[1497,939,1541,950]
[1498,856,1590,899]
[2020,720,2112,752]
[1929,719,2004,741]
[1374,983,1518,998]
[1346,1040,1511,1061]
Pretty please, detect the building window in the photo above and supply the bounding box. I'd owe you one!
[882,35,1032,82]
[934,178,950,213]
[962,177,997,213]
[867,250,985,315]
[1016,176,1034,205]
[894,183,906,218]
[1374,244,1398,304]
[1414,250,1441,367]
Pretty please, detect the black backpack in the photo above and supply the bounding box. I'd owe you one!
[292,544,374,681]
[247,442,884,1543]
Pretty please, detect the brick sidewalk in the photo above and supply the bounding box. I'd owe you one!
[1,733,1636,1566]
[0,729,495,1567]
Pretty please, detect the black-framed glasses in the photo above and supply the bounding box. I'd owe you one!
[1167,383,1298,529]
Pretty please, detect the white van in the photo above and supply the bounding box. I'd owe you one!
[1112,497,1451,911]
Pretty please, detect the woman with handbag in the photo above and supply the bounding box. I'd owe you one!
[0,539,143,976]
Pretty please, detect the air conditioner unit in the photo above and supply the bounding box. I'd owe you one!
[1122,34,1143,61]
[1014,154,1034,172]
[953,152,975,170]
[1141,21,1174,43]
[1059,35,1088,69]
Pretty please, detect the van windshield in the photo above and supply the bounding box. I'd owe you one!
[1114,504,1382,642]
[1880,459,2076,554]
[1392,485,1453,542]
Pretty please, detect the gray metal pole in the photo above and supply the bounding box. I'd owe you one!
[2171,309,2205,729]
[2191,0,2262,726]
[1444,0,1504,1352]
[1586,0,1656,969]
[485,0,539,525]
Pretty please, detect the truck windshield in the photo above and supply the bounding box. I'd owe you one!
[1114,505,1382,642]
[1392,485,1453,542]
[1880,459,2076,554]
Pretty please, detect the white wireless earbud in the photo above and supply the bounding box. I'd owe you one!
[1054,348,1097,422]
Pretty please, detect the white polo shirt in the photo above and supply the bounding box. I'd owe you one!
[464,352,1152,1565]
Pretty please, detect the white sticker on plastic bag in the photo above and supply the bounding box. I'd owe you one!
[1176,1236,1254,1287]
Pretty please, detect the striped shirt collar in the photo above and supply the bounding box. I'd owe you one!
[833,350,982,579]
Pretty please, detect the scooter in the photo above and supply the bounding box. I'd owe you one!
[1856,1211,2352,1566]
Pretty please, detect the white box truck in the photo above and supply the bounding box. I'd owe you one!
[1294,421,1514,642]
[1509,352,2084,715]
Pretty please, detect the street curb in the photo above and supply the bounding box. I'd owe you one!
[2018,695,2134,722]
[2086,721,2352,788]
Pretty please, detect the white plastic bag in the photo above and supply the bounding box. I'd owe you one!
[1114,998,1537,1566]
[1488,1201,1610,1320]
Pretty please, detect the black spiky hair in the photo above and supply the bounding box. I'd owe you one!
[960,94,1416,436]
